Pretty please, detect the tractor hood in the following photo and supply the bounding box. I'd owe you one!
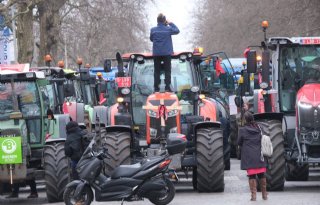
[296,82,320,130]
[296,82,320,107]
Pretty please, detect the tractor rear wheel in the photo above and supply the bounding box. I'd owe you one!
[257,120,285,191]
[195,128,224,192]
[285,163,309,181]
[43,142,69,202]
[101,131,131,176]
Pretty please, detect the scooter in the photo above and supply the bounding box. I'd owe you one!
[63,133,186,205]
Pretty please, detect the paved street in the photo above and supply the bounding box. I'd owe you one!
[1,159,320,205]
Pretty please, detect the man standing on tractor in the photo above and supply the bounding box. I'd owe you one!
[150,13,180,92]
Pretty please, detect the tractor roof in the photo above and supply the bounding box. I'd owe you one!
[268,37,320,45]
[0,64,45,79]
[122,52,193,60]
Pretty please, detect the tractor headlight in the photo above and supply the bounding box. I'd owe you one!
[121,87,130,95]
[298,101,312,109]
[117,97,124,103]
[167,109,178,117]
[170,127,178,133]
[148,110,157,117]
[150,128,157,137]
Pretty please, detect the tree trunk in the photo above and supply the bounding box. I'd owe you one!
[37,0,66,66]
[16,2,34,64]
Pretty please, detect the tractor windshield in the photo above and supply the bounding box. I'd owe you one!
[0,81,41,117]
[279,45,320,112]
[0,83,14,116]
[131,58,195,124]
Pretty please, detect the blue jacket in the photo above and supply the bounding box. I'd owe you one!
[150,22,180,56]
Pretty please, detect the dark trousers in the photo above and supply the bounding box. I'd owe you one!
[12,179,37,194]
[153,55,172,90]
[71,160,79,180]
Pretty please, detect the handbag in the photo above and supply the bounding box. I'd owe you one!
[258,125,273,158]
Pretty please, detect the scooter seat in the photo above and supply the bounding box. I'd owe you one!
[111,163,142,179]
[111,156,164,179]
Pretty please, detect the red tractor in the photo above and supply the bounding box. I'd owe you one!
[101,51,229,192]
[235,21,320,190]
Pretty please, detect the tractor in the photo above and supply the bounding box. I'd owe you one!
[235,21,320,190]
[101,51,229,192]
[0,64,70,202]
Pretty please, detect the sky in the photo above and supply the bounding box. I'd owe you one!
[146,0,196,52]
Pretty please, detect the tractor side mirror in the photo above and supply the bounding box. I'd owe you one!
[64,84,75,97]
[247,50,257,73]
[104,59,112,72]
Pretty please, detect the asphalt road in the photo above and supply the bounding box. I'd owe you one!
[1,159,320,205]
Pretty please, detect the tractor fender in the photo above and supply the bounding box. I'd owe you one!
[105,125,132,134]
[45,138,66,144]
[253,112,283,122]
[193,121,221,135]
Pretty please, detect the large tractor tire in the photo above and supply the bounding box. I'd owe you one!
[257,120,285,191]
[101,131,131,176]
[195,128,224,192]
[43,142,69,202]
[285,163,309,181]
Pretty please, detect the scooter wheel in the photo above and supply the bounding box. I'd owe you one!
[148,178,175,205]
[63,185,93,205]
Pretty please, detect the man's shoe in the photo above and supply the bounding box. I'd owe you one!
[165,86,172,92]
[6,193,18,198]
[154,88,160,92]
[27,192,38,199]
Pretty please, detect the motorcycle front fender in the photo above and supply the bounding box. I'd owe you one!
[66,180,82,188]
[74,181,87,200]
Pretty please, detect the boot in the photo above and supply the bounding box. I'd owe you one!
[248,179,257,201]
[260,177,268,200]
[5,192,18,198]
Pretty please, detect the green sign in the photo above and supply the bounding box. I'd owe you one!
[0,137,22,164]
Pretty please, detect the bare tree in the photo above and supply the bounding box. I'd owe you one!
[1,0,150,66]
[59,0,149,67]
[192,0,320,57]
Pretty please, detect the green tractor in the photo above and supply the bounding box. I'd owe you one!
[0,64,71,202]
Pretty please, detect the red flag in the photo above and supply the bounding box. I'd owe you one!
[243,47,250,58]
[215,60,225,77]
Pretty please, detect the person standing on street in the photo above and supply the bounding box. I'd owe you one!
[150,13,180,92]
[5,179,38,199]
[64,121,86,180]
[238,111,268,201]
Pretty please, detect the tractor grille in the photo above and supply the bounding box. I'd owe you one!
[0,129,21,137]
[150,116,177,143]
[299,105,320,129]
[308,145,320,158]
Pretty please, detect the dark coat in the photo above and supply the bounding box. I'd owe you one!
[64,126,86,161]
[150,22,180,56]
[238,124,266,170]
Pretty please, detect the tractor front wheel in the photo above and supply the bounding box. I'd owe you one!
[101,131,131,176]
[43,142,69,202]
[257,120,285,191]
[195,128,224,192]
